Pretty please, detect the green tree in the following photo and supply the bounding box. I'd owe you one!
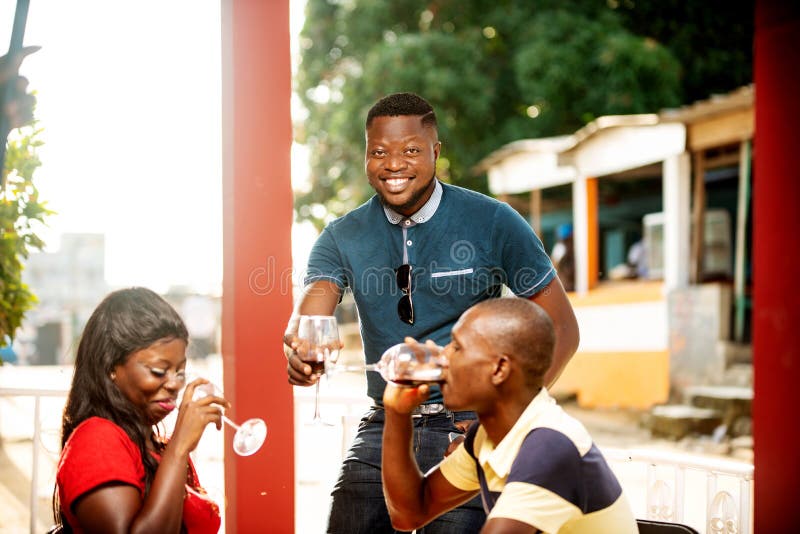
[0,120,52,362]
[613,0,753,104]
[295,0,686,229]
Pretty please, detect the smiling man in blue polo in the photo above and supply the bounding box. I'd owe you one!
[284,92,579,533]
[382,298,636,533]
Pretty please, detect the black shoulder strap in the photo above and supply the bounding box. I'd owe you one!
[463,419,480,456]
[463,422,496,514]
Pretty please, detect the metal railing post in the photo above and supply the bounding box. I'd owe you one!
[740,476,752,534]
[646,463,656,519]
[675,465,686,523]
[31,394,41,534]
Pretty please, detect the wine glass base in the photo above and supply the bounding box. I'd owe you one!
[232,418,267,456]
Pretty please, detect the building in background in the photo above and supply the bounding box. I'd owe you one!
[475,86,754,410]
[164,286,221,360]
[18,233,108,365]
[14,235,223,365]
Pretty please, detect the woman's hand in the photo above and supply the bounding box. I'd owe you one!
[169,378,230,456]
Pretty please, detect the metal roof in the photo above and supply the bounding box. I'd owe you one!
[474,85,754,175]
[659,85,754,124]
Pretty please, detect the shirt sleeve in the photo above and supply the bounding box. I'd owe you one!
[437,442,481,492]
[304,225,349,290]
[57,418,145,513]
[488,428,582,532]
[492,202,556,297]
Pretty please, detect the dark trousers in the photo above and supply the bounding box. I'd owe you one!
[327,407,485,533]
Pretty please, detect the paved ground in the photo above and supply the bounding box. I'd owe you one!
[1,356,752,533]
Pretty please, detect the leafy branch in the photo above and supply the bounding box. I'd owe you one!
[0,118,52,360]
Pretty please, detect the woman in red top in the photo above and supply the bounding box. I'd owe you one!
[53,287,226,533]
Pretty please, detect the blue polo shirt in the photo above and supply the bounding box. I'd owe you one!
[305,182,555,402]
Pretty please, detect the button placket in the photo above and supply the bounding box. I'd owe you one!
[403,225,415,266]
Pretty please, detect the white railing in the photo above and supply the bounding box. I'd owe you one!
[2,384,754,534]
[604,447,754,534]
[0,386,68,534]
[294,392,756,534]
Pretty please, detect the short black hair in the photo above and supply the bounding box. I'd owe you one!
[366,92,437,130]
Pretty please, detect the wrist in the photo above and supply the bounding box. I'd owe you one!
[384,408,411,418]
[383,402,416,419]
[162,439,192,461]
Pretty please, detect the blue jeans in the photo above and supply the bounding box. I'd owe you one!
[327,407,486,533]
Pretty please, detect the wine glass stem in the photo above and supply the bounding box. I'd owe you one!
[313,379,322,421]
[221,415,240,432]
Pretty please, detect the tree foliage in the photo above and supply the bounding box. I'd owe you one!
[614,0,753,105]
[295,0,750,230]
[0,120,52,358]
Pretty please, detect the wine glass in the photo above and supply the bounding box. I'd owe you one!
[328,341,447,386]
[297,315,341,425]
[189,378,268,456]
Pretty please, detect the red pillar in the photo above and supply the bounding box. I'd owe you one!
[754,1,800,531]
[221,1,294,532]
[586,177,599,290]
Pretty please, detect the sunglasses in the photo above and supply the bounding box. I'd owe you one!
[396,264,414,325]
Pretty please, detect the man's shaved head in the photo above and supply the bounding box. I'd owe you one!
[465,298,554,385]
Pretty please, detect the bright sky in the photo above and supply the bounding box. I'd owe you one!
[0,0,310,296]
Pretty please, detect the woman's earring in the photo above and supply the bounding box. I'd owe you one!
[110,372,116,381]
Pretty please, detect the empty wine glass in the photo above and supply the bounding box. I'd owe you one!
[189,378,267,456]
[329,341,447,386]
[297,315,341,425]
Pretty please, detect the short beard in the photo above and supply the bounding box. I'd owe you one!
[374,174,436,215]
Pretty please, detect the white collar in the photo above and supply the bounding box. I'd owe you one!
[382,179,442,226]
[478,388,556,477]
